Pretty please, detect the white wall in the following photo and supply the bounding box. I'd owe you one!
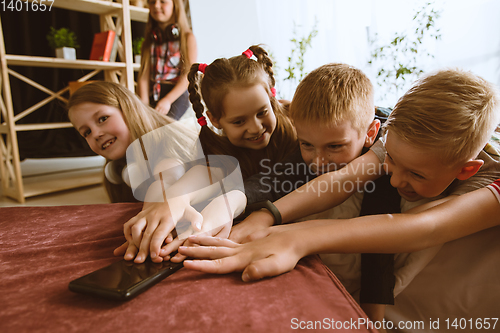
[435,0,500,80]
[190,0,261,61]
[190,0,500,105]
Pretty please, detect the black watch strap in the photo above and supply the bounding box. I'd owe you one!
[245,200,282,225]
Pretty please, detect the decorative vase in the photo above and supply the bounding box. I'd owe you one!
[55,47,76,60]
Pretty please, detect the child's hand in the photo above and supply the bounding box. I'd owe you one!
[229,210,276,243]
[113,240,141,261]
[164,190,245,261]
[123,196,203,263]
[155,98,172,115]
[179,230,303,282]
[167,220,232,263]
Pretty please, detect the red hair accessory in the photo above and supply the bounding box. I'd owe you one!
[270,87,277,97]
[198,63,208,73]
[242,49,253,59]
[197,116,207,126]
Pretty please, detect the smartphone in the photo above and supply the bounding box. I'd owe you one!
[69,259,183,301]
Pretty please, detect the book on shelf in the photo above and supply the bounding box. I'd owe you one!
[109,33,119,62]
[89,30,116,62]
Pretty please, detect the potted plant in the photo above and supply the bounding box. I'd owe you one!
[368,1,442,106]
[132,37,144,64]
[46,27,80,60]
[269,20,318,100]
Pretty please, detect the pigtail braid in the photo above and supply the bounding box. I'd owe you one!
[249,45,276,88]
[188,63,205,120]
[187,62,231,157]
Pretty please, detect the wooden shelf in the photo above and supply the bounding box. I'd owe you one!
[27,0,149,22]
[5,54,140,70]
[0,123,74,133]
[0,0,141,203]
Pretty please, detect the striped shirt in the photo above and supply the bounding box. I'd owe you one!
[150,40,181,101]
[486,179,500,204]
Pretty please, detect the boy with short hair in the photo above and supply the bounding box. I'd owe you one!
[180,68,500,326]
[242,62,380,205]
[235,68,499,229]
[236,63,398,325]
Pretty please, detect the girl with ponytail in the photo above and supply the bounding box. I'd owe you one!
[188,44,297,179]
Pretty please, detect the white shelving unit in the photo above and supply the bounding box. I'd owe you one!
[0,0,148,203]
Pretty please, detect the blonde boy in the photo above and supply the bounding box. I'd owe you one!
[242,62,380,209]
[233,63,393,324]
[236,68,499,227]
[180,69,500,325]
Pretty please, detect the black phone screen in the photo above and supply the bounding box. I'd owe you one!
[69,259,183,301]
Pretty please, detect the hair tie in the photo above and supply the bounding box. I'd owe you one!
[242,49,253,59]
[198,63,208,74]
[270,87,276,97]
[197,116,207,126]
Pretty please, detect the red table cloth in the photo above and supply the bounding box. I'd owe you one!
[0,203,375,332]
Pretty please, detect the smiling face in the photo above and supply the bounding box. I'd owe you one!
[383,130,462,201]
[148,0,175,29]
[69,102,132,160]
[210,84,277,150]
[296,120,372,175]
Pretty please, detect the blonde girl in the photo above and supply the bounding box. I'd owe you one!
[137,0,197,119]
[67,81,198,203]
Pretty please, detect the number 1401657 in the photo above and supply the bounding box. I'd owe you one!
[1,0,54,12]
[445,318,498,330]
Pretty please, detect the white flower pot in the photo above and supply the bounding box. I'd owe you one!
[55,47,76,60]
[134,55,141,64]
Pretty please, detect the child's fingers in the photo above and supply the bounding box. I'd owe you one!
[184,205,203,231]
[138,213,164,251]
[177,225,195,241]
[135,227,159,263]
[170,238,195,262]
[123,213,143,242]
[124,242,139,261]
[187,235,239,248]
[134,233,155,264]
[113,241,129,256]
[199,216,232,235]
[211,221,232,239]
[246,227,272,242]
[149,218,175,259]
[129,219,147,248]
[183,255,246,274]
[159,237,185,257]
[170,252,187,262]
[133,247,148,263]
[178,244,235,260]
[150,254,164,263]
[241,256,284,282]
[228,220,259,244]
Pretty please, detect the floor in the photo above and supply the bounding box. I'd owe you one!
[0,156,111,207]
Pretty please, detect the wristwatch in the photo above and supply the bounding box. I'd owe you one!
[245,200,282,225]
